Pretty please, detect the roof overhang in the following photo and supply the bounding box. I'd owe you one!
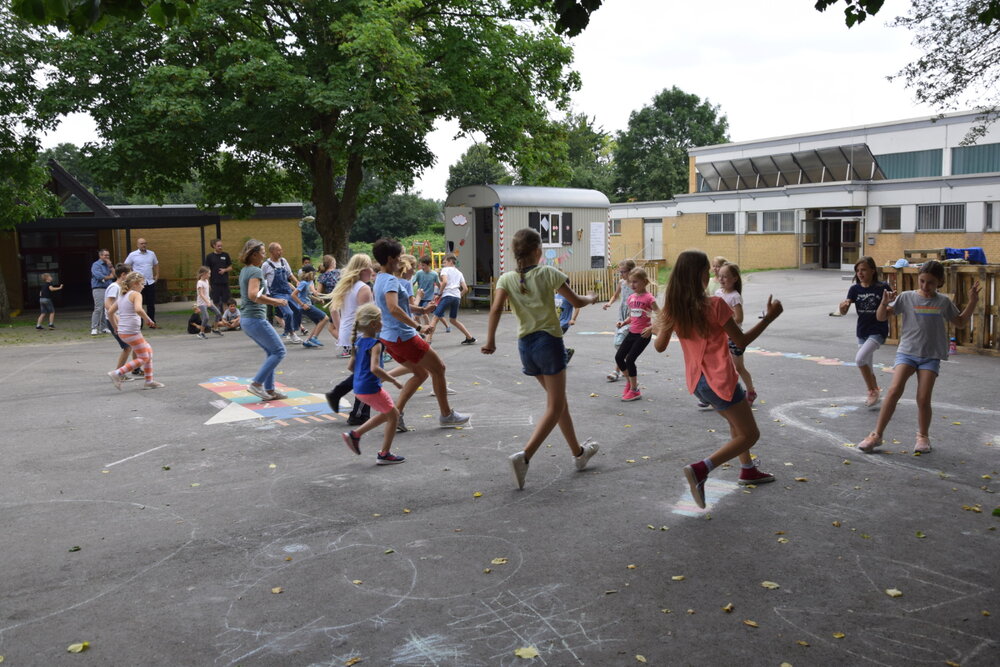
[696,144,885,192]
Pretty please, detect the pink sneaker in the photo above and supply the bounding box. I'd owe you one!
[622,388,641,402]
[858,432,883,453]
[738,466,775,485]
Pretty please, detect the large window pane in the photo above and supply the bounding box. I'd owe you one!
[943,204,965,230]
[952,143,1000,175]
[917,205,941,231]
[881,207,901,231]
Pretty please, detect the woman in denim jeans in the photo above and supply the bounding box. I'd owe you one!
[238,239,290,401]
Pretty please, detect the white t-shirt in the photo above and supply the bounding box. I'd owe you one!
[440,266,464,299]
[104,282,121,317]
[124,249,158,284]
[196,279,211,307]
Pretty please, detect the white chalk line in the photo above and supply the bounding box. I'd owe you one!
[104,442,175,468]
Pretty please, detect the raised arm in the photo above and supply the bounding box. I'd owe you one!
[952,281,981,327]
[724,295,782,349]
[876,288,896,322]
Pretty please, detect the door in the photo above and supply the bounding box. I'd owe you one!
[821,220,842,269]
[474,207,493,285]
[800,219,820,267]
[643,220,663,260]
[840,219,861,270]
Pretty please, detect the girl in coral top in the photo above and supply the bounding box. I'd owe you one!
[653,250,783,509]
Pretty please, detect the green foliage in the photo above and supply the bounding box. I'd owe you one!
[37,0,579,264]
[813,0,886,27]
[351,193,443,242]
[446,145,514,194]
[890,0,1000,143]
[613,87,729,202]
[563,112,615,193]
[11,0,197,33]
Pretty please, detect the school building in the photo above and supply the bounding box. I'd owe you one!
[609,110,1000,271]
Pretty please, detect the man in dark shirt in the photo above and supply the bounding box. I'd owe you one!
[204,238,233,311]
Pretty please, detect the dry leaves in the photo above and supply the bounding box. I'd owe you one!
[671,575,685,581]
[271,587,284,594]
[885,588,903,598]
[636,656,647,663]
[514,646,539,659]
[491,557,509,565]
[345,658,363,666]
[722,602,734,613]
[743,619,759,628]
[832,632,846,639]
[761,581,780,590]
[67,642,90,653]
[473,491,483,498]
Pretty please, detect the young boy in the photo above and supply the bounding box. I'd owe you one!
[291,268,335,348]
[370,238,470,431]
[35,273,63,330]
[218,299,241,331]
[425,253,476,345]
[187,304,203,334]
[412,256,440,327]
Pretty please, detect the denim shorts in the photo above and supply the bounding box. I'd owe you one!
[518,331,567,376]
[39,298,54,314]
[894,352,941,375]
[300,305,326,325]
[857,334,886,346]
[434,295,460,319]
[693,374,746,411]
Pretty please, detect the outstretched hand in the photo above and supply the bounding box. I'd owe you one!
[764,294,783,322]
[881,287,897,303]
[970,280,982,299]
[480,342,495,355]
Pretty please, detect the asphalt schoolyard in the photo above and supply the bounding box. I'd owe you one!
[1,269,997,666]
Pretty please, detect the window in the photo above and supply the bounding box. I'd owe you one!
[952,143,1000,175]
[759,210,795,233]
[610,218,621,235]
[707,212,735,234]
[987,202,997,231]
[917,204,966,231]
[528,211,573,246]
[880,207,901,231]
[876,149,943,179]
[746,212,757,233]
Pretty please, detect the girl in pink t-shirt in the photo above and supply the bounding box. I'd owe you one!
[653,250,783,509]
[614,268,658,401]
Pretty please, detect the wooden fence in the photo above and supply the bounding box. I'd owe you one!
[469,263,661,310]
[879,264,999,357]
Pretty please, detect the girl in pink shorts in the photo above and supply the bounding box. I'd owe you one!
[341,304,406,464]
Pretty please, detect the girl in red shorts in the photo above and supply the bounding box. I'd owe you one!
[341,304,406,464]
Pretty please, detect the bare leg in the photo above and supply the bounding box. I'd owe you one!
[870,364,916,437]
[707,399,760,467]
[734,354,754,393]
[522,371,582,460]
[449,317,473,339]
[859,364,878,393]
[914,369,937,438]
[395,362,430,414]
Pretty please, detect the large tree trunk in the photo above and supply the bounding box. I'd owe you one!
[0,259,10,323]
[310,148,363,265]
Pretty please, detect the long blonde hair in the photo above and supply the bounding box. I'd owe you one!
[352,303,382,347]
[324,254,372,309]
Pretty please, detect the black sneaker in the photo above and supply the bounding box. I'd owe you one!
[325,388,348,413]
[35,325,44,330]
[460,337,477,345]
[376,452,405,465]
[48,325,55,330]
[131,368,144,377]
[396,414,408,433]
[347,416,367,426]
[565,348,575,365]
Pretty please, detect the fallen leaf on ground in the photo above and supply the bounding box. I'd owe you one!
[832,632,846,639]
[268,463,276,469]
[68,546,81,552]
[647,524,655,530]
[722,602,734,613]
[794,477,808,482]
[589,393,599,397]
[271,587,283,594]
[352,580,363,585]
[743,619,759,628]
[832,521,841,527]
[761,581,780,589]
[384,549,394,554]
[627,564,637,569]
[67,642,90,653]
[916,531,926,538]
[636,656,647,664]
[952,421,962,425]
[345,657,363,666]
[514,646,539,659]
[777,537,790,544]
[403,508,411,514]
[626,459,636,463]
[671,575,685,581]
[796,640,810,646]
[491,557,509,565]
[885,588,903,597]
[473,492,482,498]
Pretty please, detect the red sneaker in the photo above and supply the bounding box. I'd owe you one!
[738,466,775,486]
[683,461,709,509]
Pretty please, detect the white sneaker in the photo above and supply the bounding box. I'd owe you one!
[439,410,470,428]
[575,439,599,471]
[108,370,124,391]
[247,384,272,401]
[509,451,528,489]
[606,370,621,382]
[91,328,99,336]
[289,334,303,344]
[142,380,165,389]
[430,385,457,396]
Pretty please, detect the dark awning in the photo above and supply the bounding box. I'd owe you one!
[697,144,886,192]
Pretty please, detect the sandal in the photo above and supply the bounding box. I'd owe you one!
[914,433,932,454]
[858,431,883,453]
[606,370,621,382]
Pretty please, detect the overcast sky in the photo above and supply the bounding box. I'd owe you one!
[42,0,940,200]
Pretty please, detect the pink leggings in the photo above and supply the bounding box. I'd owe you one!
[117,333,153,381]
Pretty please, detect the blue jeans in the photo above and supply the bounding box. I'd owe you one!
[242,316,286,390]
[517,330,568,376]
[272,292,299,334]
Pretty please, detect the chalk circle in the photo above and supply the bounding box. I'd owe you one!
[0,500,193,635]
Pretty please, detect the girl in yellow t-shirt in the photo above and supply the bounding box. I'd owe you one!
[481,228,600,490]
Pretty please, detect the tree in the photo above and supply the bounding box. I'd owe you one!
[0,8,60,321]
[563,112,615,194]
[612,87,729,203]
[890,0,1000,143]
[446,145,514,194]
[38,0,578,264]
[351,193,442,242]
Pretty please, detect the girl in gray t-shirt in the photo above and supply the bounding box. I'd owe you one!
[858,261,981,455]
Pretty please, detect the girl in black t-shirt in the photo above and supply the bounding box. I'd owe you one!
[837,256,889,409]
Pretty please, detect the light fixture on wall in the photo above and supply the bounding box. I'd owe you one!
[576,229,583,240]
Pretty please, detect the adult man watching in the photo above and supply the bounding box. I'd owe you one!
[124,238,159,323]
[262,242,301,344]
[204,238,233,311]
[90,248,114,335]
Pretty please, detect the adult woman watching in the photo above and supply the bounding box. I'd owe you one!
[239,239,290,401]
